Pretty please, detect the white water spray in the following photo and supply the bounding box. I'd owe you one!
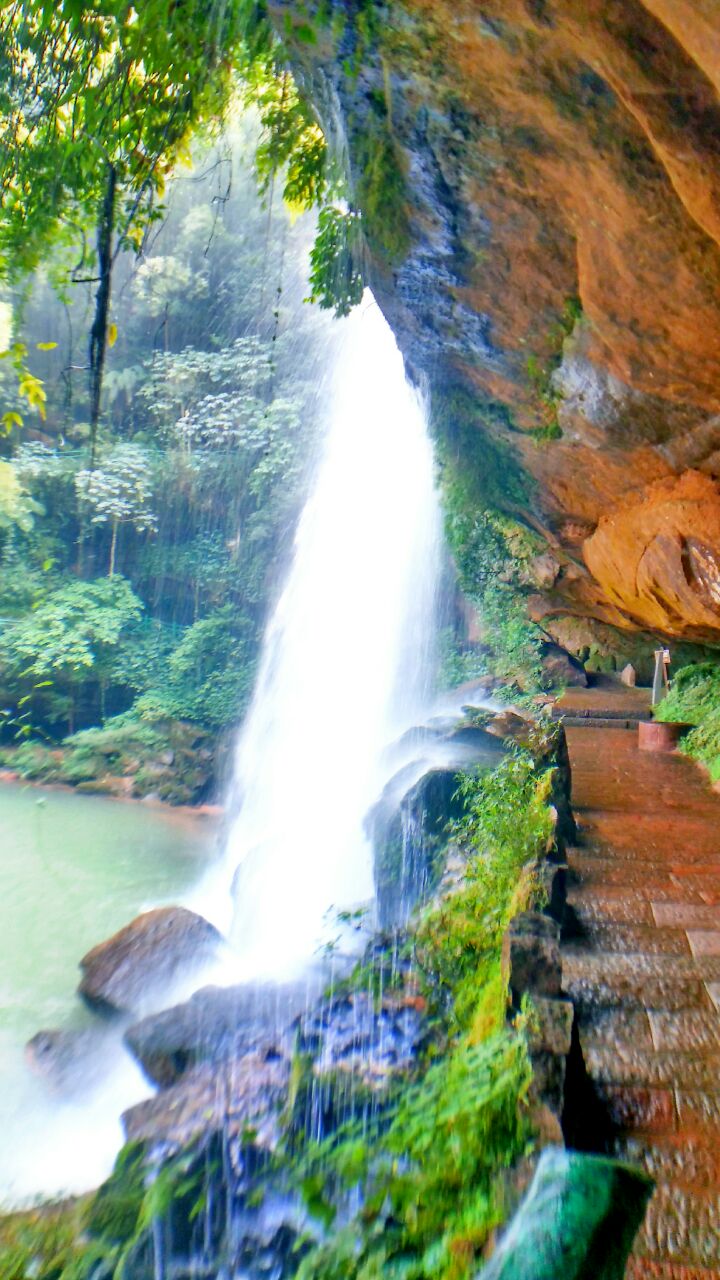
[214,293,442,977]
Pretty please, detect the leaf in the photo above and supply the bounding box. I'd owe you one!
[1,411,23,434]
[35,341,57,351]
[107,322,118,348]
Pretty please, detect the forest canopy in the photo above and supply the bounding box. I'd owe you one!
[0,0,369,802]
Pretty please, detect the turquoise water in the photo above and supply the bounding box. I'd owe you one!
[0,781,218,1203]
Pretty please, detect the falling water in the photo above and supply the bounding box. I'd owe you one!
[216,292,443,978]
[1,292,443,1209]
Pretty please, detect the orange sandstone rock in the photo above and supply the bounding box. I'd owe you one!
[584,471,720,638]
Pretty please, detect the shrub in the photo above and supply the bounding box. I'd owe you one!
[656,661,720,780]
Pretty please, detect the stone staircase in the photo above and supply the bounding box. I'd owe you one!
[552,675,653,730]
[561,723,720,1278]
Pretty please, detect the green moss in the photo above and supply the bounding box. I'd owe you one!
[526,294,583,441]
[85,1142,146,1245]
[433,386,530,513]
[431,385,546,688]
[353,111,411,266]
[0,1201,90,1280]
[416,750,554,1034]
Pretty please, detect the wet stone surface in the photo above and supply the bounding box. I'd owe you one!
[561,721,720,1276]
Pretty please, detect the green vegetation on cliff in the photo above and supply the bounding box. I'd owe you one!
[655,662,720,781]
[284,746,556,1280]
[434,387,546,691]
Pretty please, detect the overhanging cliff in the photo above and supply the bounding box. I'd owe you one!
[275,0,720,647]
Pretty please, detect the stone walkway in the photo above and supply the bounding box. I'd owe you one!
[562,724,720,1277]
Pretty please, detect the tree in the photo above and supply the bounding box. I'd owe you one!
[0,575,143,729]
[0,0,269,447]
[75,443,158,575]
[0,2,366,446]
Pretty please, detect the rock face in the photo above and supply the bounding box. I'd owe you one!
[122,1054,290,1156]
[125,981,303,1087]
[78,907,223,1016]
[276,0,720,646]
[584,470,720,638]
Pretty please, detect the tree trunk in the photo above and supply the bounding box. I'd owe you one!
[88,163,117,468]
[109,519,118,577]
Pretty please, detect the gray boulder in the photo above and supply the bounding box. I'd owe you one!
[78,906,223,1016]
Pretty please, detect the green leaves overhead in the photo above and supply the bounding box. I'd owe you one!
[0,0,267,281]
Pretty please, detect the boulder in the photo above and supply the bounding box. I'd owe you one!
[125,981,307,1087]
[368,723,505,927]
[122,1053,290,1156]
[25,1025,118,1096]
[540,642,588,690]
[299,988,426,1087]
[484,709,534,743]
[504,912,562,1003]
[78,907,223,1017]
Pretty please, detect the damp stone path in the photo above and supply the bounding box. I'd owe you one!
[560,706,720,1277]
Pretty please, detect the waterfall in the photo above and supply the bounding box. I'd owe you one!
[214,292,442,978]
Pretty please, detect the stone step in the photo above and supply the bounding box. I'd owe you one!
[566,971,711,1014]
[563,949,720,983]
[566,921,693,956]
[613,1133,720,1192]
[556,714,646,729]
[583,1043,720,1091]
[552,705,652,722]
[631,1182,720,1270]
[626,1261,720,1279]
[567,857,720,903]
[569,883,707,906]
[568,893,656,926]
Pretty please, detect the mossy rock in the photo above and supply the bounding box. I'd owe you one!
[85,1140,146,1244]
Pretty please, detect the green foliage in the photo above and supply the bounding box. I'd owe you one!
[0,459,41,532]
[655,661,720,780]
[0,1199,96,1280]
[248,60,329,211]
[136,606,256,728]
[76,444,158,574]
[308,207,365,316]
[0,575,142,681]
[0,123,340,787]
[294,1032,532,1280]
[417,751,553,1035]
[85,1141,146,1244]
[286,749,554,1280]
[4,714,215,802]
[0,0,262,281]
[443,507,545,691]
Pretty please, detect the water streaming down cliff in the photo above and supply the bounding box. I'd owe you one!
[217,291,443,976]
